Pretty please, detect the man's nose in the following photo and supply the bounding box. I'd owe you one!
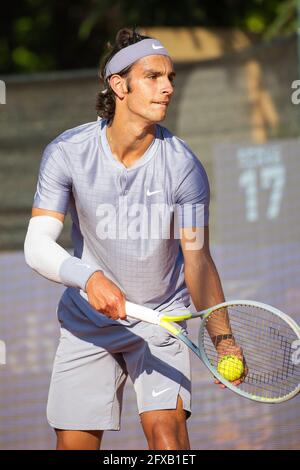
[162,80,174,96]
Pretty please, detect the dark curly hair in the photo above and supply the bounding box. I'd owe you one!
[96,27,152,120]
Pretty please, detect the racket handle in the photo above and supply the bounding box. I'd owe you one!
[125,301,161,325]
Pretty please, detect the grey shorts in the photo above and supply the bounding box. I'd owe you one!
[47,309,191,431]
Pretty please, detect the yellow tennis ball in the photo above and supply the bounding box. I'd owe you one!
[217,355,244,381]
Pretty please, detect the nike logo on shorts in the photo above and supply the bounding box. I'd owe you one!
[151,387,171,397]
[152,44,164,50]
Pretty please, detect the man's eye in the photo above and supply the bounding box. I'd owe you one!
[148,75,157,79]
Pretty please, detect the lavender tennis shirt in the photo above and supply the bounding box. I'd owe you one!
[33,119,210,327]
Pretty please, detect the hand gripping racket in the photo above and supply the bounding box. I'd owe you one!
[126,300,300,403]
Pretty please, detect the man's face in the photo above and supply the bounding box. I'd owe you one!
[122,55,175,123]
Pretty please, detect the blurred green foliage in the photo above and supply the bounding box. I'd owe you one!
[0,0,298,74]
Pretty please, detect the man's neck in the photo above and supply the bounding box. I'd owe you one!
[106,116,156,168]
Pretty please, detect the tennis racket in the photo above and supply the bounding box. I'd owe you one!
[126,300,300,403]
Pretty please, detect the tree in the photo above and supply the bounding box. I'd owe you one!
[0,0,298,74]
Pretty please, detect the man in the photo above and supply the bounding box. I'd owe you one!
[24,28,241,450]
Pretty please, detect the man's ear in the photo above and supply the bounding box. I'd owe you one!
[109,75,128,99]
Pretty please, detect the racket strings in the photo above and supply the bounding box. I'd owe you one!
[206,308,297,358]
[204,342,294,377]
[201,304,300,399]
[209,307,296,345]
[204,321,295,367]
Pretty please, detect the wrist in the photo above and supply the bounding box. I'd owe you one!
[212,333,234,348]
[59,257,102,292]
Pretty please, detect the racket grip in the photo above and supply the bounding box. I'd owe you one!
[125,301,161,325]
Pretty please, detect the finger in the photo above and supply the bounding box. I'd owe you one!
[109,299,124,320]
[108,309,119,320]
[106,303,119,320]
[214,378,226,388]
[232,368,248,386]
[116,296,127,320]
[236,367,248,383]
[232,379,242,386]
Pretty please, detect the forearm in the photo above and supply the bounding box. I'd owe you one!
[24,215,127,320]
[184,254,233,343]
[184,253,224,312]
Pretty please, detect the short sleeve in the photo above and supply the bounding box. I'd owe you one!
[174,158,210,228]
[33,143,72,214]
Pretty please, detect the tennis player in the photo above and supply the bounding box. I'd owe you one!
[24,28,242,450]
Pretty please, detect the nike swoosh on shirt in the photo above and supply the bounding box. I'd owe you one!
[146,189,163,196]
[152,44,164,50]
[152,388,171,398]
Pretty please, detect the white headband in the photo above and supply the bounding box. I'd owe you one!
[104,38,170,80]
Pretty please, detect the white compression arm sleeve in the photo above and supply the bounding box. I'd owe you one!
[24,215,100,290]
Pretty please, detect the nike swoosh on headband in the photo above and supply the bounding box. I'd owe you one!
[104,38,170,79]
